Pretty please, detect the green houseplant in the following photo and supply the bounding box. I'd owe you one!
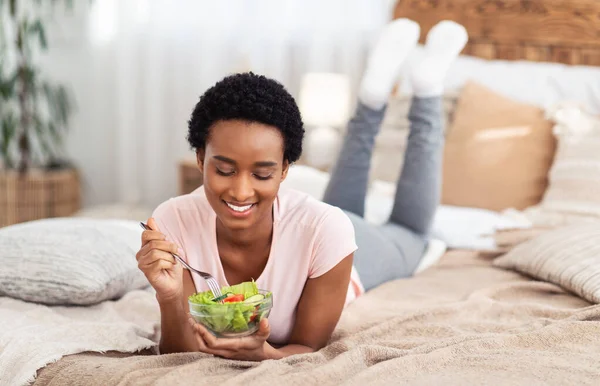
[0,0,81,227]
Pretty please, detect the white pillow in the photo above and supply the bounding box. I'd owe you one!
[282,164,331,199]
[400,46,600,115]
[285,165,531,250]
[0,218,149,305]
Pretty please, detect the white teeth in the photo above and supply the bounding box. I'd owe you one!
[226,202,253,212]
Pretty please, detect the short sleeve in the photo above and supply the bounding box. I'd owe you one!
[151,200,187,261]
[308,207,358,279]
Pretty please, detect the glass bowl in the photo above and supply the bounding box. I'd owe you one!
[188,290,273,338]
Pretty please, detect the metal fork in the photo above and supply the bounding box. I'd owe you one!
[139,222,223,299]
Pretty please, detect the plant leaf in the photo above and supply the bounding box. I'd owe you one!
[0,72,17,99]
[1,113,17,168]
[20,65,37,90]
[55,86,71,126]
[43,83,72,127]
[47,122,61,145]
[9,0,16,17]
[29,19,48,50]
[33,116,55,162]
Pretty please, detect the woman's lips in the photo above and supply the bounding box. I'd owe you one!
[223,201,256,217]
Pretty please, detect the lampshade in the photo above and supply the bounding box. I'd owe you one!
[298,73,351,128]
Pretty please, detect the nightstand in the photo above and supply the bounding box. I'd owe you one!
[178,158,203,195]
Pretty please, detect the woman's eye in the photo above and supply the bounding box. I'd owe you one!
[216,168,235,176]
[253,173,273,181]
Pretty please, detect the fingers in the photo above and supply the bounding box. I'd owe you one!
[137,240,180,259]
[187,315,271,358]
[141,258,176,273]
[236,318,270,350]
[141,229,166,246]
[187,316,229,357]
[140,218,166,247]
[256,318,271,339]
[137,248,176,268]
[190,318,240,351]
[147,217,161,232]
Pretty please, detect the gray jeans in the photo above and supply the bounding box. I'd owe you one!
[323,97,443,291]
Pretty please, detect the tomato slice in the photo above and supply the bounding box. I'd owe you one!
[223,294,244,303]
[249,305,260,322]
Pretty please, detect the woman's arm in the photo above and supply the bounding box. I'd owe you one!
[158,269,200,354]
[266,253,354,359]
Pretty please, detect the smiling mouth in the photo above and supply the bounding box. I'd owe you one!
[224,201,256,213]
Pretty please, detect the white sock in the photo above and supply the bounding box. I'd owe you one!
[358,19,420,110]
[411,20,468,98]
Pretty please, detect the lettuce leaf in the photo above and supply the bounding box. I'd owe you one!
[221,280,260,300]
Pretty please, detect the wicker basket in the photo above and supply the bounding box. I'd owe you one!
[0,168,81,228]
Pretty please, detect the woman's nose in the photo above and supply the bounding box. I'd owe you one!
[230,175,254,202]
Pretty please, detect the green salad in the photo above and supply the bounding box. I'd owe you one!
[188,281,272,333]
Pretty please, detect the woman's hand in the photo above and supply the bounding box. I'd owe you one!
[188,317,274,361]
[136,217,184,303]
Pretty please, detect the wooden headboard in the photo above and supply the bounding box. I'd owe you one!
[393,0,600,66]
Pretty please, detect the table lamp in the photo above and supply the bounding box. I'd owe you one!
[298,73,351,170]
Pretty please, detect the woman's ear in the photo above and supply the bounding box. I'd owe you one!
[281,160,290,181]
[196,149,205,173]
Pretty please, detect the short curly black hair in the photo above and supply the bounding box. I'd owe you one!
[187,72,304,163]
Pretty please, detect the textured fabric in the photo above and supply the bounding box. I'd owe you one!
[0,289,158,386]
[323,97,444,291]
[33,248,600,386]
[442,81,556,211]
[523,105,600,227]
[152,187,359,345]
[494,222,600,304]
[0,218,149,306]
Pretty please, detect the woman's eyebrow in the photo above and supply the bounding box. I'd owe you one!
[213,155,277,168]
[213,155,236,165]
[254,161,278,167]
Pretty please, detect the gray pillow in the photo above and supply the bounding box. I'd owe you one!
[0,218,149,305]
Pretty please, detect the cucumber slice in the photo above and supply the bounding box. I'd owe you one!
[212,294,228,302]
[244,294,265,303]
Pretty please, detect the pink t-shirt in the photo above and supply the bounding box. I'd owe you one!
[152,186,363,344]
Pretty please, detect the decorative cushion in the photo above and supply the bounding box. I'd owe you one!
[441,81,556,211]
[523,104,600,227]
[0,218,149,305]
[493,222,600,304]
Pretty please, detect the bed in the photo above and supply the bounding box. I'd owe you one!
[2,1,600,385]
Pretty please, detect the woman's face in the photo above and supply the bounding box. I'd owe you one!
[198,119,289,232]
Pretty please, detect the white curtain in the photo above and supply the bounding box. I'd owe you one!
[44,0,393,209]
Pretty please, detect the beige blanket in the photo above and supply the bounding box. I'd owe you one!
[33,250,600,386]
[0,288,159,386]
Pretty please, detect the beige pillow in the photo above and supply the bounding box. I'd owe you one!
[523,105,600,227]
[493,223,600,304]
[442,81,556,211]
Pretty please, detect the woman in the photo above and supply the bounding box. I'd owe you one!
[136,19,467,361]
